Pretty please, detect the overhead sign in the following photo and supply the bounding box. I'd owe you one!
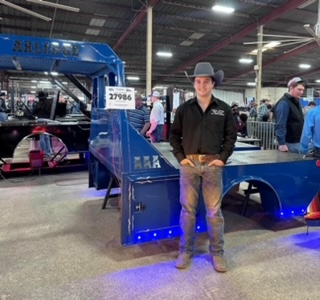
[105,87,135,110]
[12,39,80,57]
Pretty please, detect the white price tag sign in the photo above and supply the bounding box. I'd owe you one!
[105,87,135,110]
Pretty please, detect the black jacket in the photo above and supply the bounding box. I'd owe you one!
[169,96,237,163]
[274,93,304,143]
[0,97,7,113]
[33,98,52,118]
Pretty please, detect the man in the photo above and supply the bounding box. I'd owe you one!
[274,77,305,154]
[127,94,150,136]
[303,101,316,116]
[0,92,8,122]
[33,91,53,158]
[300,103,320,157]
[146,91,164,142]
[169,62,237,272]
[249,103,258,120]
[257,99,269,121]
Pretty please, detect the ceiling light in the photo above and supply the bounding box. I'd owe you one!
[316,79,320,83]
[212,5,234,14]
[249,48,268,55]
[299,64,311,69]
[188,33,205,40]
[26,0,80,13]
[85,29,100,36]
[50,72,58,76]
[264,41,281,48]
[239,58,253,64]
[180,40,194,46]
[89,18,106,27]
[247,82,256,86]
[127,76,140,80]
[156,51,172,57]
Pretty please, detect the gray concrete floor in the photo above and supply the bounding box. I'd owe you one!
[0,171,320,300]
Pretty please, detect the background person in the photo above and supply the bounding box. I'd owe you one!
[33,91,53,158]
[257,99,270,121]
[146,91,164,142]
[0,92,8,122]
[127,94,150,136]
[169,62,237,273]
[274,77,305,154]
[300,103,320,157]
[303,101,316,116]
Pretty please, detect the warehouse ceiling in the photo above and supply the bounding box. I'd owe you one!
[1,0,320,94]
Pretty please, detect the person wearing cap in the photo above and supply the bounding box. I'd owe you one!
[0,92,8,122]
[127,94,150,136]
[169,62,237,272]
[146,91,164,142]
[274,77,305,153]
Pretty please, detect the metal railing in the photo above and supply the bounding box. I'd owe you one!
[247,120,278,150]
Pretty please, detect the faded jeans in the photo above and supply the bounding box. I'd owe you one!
[0,112,7,122]
[40,134,52,157]
[150,124,164,143]
[286,143,300,154]
[179,163,224,256]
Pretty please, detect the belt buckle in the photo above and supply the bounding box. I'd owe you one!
[198,154,206,163]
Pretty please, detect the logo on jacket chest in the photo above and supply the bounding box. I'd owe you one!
[211,109,225,116]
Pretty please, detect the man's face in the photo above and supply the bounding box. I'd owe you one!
[135,98,142,108]
[151,96,158,103]
[194,76,214,97]
[289,84,305,99]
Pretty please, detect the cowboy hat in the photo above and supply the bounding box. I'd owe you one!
[185,62,224,87]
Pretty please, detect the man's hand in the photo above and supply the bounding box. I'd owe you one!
[180,158,194,167]
[146,131,152,137]
[208,159,225,167]
[278,145,289,152]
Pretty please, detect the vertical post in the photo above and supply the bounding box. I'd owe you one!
[255,25,263,105]
[146,6,153,97]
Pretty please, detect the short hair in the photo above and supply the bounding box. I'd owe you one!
[37,91,46,99]
[308,101,316,106]
[135,94,142,101]
[239,113,248,123]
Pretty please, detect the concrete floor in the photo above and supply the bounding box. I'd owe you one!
[0,171,320,300]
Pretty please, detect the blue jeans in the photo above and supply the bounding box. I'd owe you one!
[40,134,52,157]
[179,163,224,256]
[0,112,7,122]
[150,124,164,143]
[286,143,300,154]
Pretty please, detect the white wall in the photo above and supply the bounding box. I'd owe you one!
[214,89,244,106]
[245,87,287,104]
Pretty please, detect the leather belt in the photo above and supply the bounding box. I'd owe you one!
[186,154,220,164]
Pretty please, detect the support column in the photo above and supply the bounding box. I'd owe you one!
[255,25,263,104]
[146,6,153,97]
